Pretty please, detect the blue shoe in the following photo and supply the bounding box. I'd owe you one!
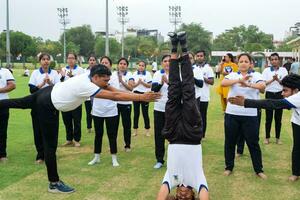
[153,162,163,169]
[48,181,75,194]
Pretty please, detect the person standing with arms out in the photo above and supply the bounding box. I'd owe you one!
[229,74,300,182]
[28,53,60,164]
[115,58,134,152]
[60,53,85,147]
[88,56,120,167]
[152,55,170,169]
[262,53,288,145]
[0,66,15,162]
[195,50,214,139]
[84,55,98,134]
[132,61,152,137]
[217,53,238,112]
[0,64,160,193]
[221,53,266,178]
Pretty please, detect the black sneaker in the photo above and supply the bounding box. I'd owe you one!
[177,31,187,53]
[48,181,75,194]
[168,32,179,53]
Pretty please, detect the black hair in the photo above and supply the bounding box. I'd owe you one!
[88,54,97,62]
[226,53,234,62]
[117,57,129,66]
[281,74,300,90]
[39,53,51,61]
[138,60,146,66]
[237,53,252,62]
[67,52,77,60]
[292,58,296,62]
[161,54,171,61]
[269,53,280,60]
[196,50,206,57]
[90,64,112,77]
[100,56,113,66]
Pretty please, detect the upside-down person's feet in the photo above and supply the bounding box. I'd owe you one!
[177,31,187,53]
[168,32,178,53]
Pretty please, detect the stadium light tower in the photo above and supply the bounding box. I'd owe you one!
[169,5,182,31]
[117,6,129,57]
[57,8,70,64]
[6,0,11,67]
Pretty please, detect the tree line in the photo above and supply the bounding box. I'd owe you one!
[0,23,296,64]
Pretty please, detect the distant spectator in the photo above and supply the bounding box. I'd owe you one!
[283,57,293,73]
[23,67,30,77]
[290,58,300,75]
[215,62,221,79]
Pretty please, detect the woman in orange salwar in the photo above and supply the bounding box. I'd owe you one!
[217,53,238,111]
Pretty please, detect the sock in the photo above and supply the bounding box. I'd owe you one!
[94,154,100,160]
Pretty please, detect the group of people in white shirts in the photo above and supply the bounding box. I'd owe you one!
[1,41,300,198]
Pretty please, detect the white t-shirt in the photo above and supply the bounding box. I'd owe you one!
[225,71,264,116]
[116,71,134,105]
[197,64,214,102]
[29,68,60,89]
[92,72,118,118]
[62,65,85,81]
[152,69,169,112]
[0,68,15,100]
[162,144,208,193]
[51,73,100,112]
[132,71,152,93]
[262,66,288,93]
[284,92,300,126]
[193,66,204,99]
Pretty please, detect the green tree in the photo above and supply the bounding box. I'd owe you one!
[124,36,139,58]
[213,25,274,52]
[177,23,212,54]
[36,39,62,57]
[0,31,37,59]
[137,36,157,58]
[62,25,95,57]
[94,36,121,62]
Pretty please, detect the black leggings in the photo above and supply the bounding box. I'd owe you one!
[62,105,82,142]
[0,86,60,182]
[0,109,9,158]
[133,91,150,129]
[93,115,118,154]
[265,91,283,139]
[162,55,203,144]
[85,100,93,129]
[117,104,132,148]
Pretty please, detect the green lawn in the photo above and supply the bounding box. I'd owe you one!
[0,69,299,200]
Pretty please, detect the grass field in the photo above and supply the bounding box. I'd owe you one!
[0,69,299,200]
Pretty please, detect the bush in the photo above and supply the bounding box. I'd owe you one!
[49,61,56,69]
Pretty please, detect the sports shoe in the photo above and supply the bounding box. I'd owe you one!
[124,147,131,153]
[48,181,75,194]
[153,162,163,169]
[168,32,179,53]
[224,170,232,176]
[112,159,120,167]
[88,157,100,165]
[177,31,187,53]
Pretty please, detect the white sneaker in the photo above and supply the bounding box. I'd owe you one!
[145,129,151,137]
[112,159,120,167]
[88,157,100,165]
[153,162,163,169]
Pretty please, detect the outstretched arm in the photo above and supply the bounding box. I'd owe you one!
[156,184,169,200]
[228,96,292,110]
[94,89,160,102]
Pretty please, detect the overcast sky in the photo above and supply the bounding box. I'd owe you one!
[0,0,299,41]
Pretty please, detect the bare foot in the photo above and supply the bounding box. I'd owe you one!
[224,170,232,176]
[257,172,267,179]
[264,138,270,145]
[288,175,299,182]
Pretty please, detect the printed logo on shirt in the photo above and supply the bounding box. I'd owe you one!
[224,66,233,73]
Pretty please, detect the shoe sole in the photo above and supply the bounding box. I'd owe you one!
[48,188,75,194]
